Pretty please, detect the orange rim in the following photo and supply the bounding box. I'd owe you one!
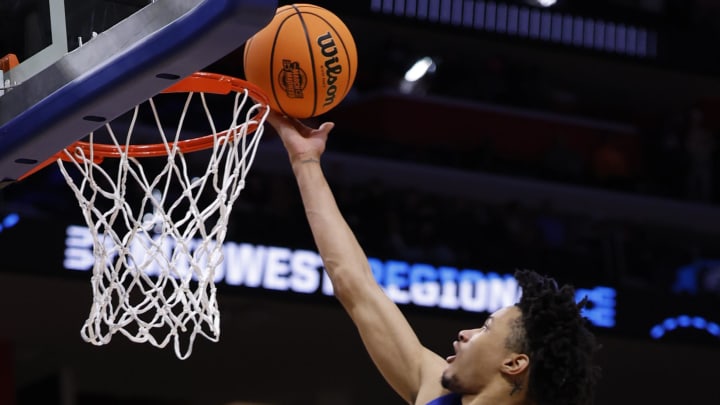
[66,72,270,159]
[19,72,270,181]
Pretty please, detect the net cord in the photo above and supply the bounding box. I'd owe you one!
[56,86,269,359]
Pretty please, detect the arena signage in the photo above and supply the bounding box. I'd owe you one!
[63,225,616,328]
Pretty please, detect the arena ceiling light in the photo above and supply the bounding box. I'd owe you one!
[529,0,558,7]
[404,56,437,82]
[400,56,437,94]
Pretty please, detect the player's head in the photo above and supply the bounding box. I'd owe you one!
[441,270,600,405]
[512,269,601,405]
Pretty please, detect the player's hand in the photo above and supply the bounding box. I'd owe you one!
[266,110,335,165]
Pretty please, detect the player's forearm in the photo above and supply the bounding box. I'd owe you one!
[291,158,376,300]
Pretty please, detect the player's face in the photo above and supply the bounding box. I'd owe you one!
[441,305,522,394]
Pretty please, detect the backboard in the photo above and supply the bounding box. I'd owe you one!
[0,0,278,188]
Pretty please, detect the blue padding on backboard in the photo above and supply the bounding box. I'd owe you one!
[0,0,277,183]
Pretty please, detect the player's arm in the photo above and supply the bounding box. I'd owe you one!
[268,112,448,404]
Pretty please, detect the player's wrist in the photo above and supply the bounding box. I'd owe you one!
[291,155,322,172]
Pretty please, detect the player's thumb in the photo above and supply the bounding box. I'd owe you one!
[316,122,335,136]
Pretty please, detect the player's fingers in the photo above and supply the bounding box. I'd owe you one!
[315,122,335,136]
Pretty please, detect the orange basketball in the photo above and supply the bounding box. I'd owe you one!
[243,4,358,119]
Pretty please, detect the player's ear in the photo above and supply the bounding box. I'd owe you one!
[502,353,530,376]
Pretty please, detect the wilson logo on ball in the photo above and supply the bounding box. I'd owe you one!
[317,32,342,107]
[279,60,307,99]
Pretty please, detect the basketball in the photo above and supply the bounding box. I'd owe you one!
[242,4,358,119]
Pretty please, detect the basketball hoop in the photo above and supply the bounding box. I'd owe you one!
[52,72,270,359]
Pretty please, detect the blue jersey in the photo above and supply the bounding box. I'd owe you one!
[426,393,462,405]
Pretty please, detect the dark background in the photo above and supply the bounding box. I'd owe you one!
[2,0,720,404]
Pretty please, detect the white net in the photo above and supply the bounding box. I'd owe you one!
[56,77,269,359]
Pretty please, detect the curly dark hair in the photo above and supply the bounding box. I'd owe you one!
[506,269,601,405]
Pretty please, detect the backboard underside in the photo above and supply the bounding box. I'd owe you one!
[0,0,277,188]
